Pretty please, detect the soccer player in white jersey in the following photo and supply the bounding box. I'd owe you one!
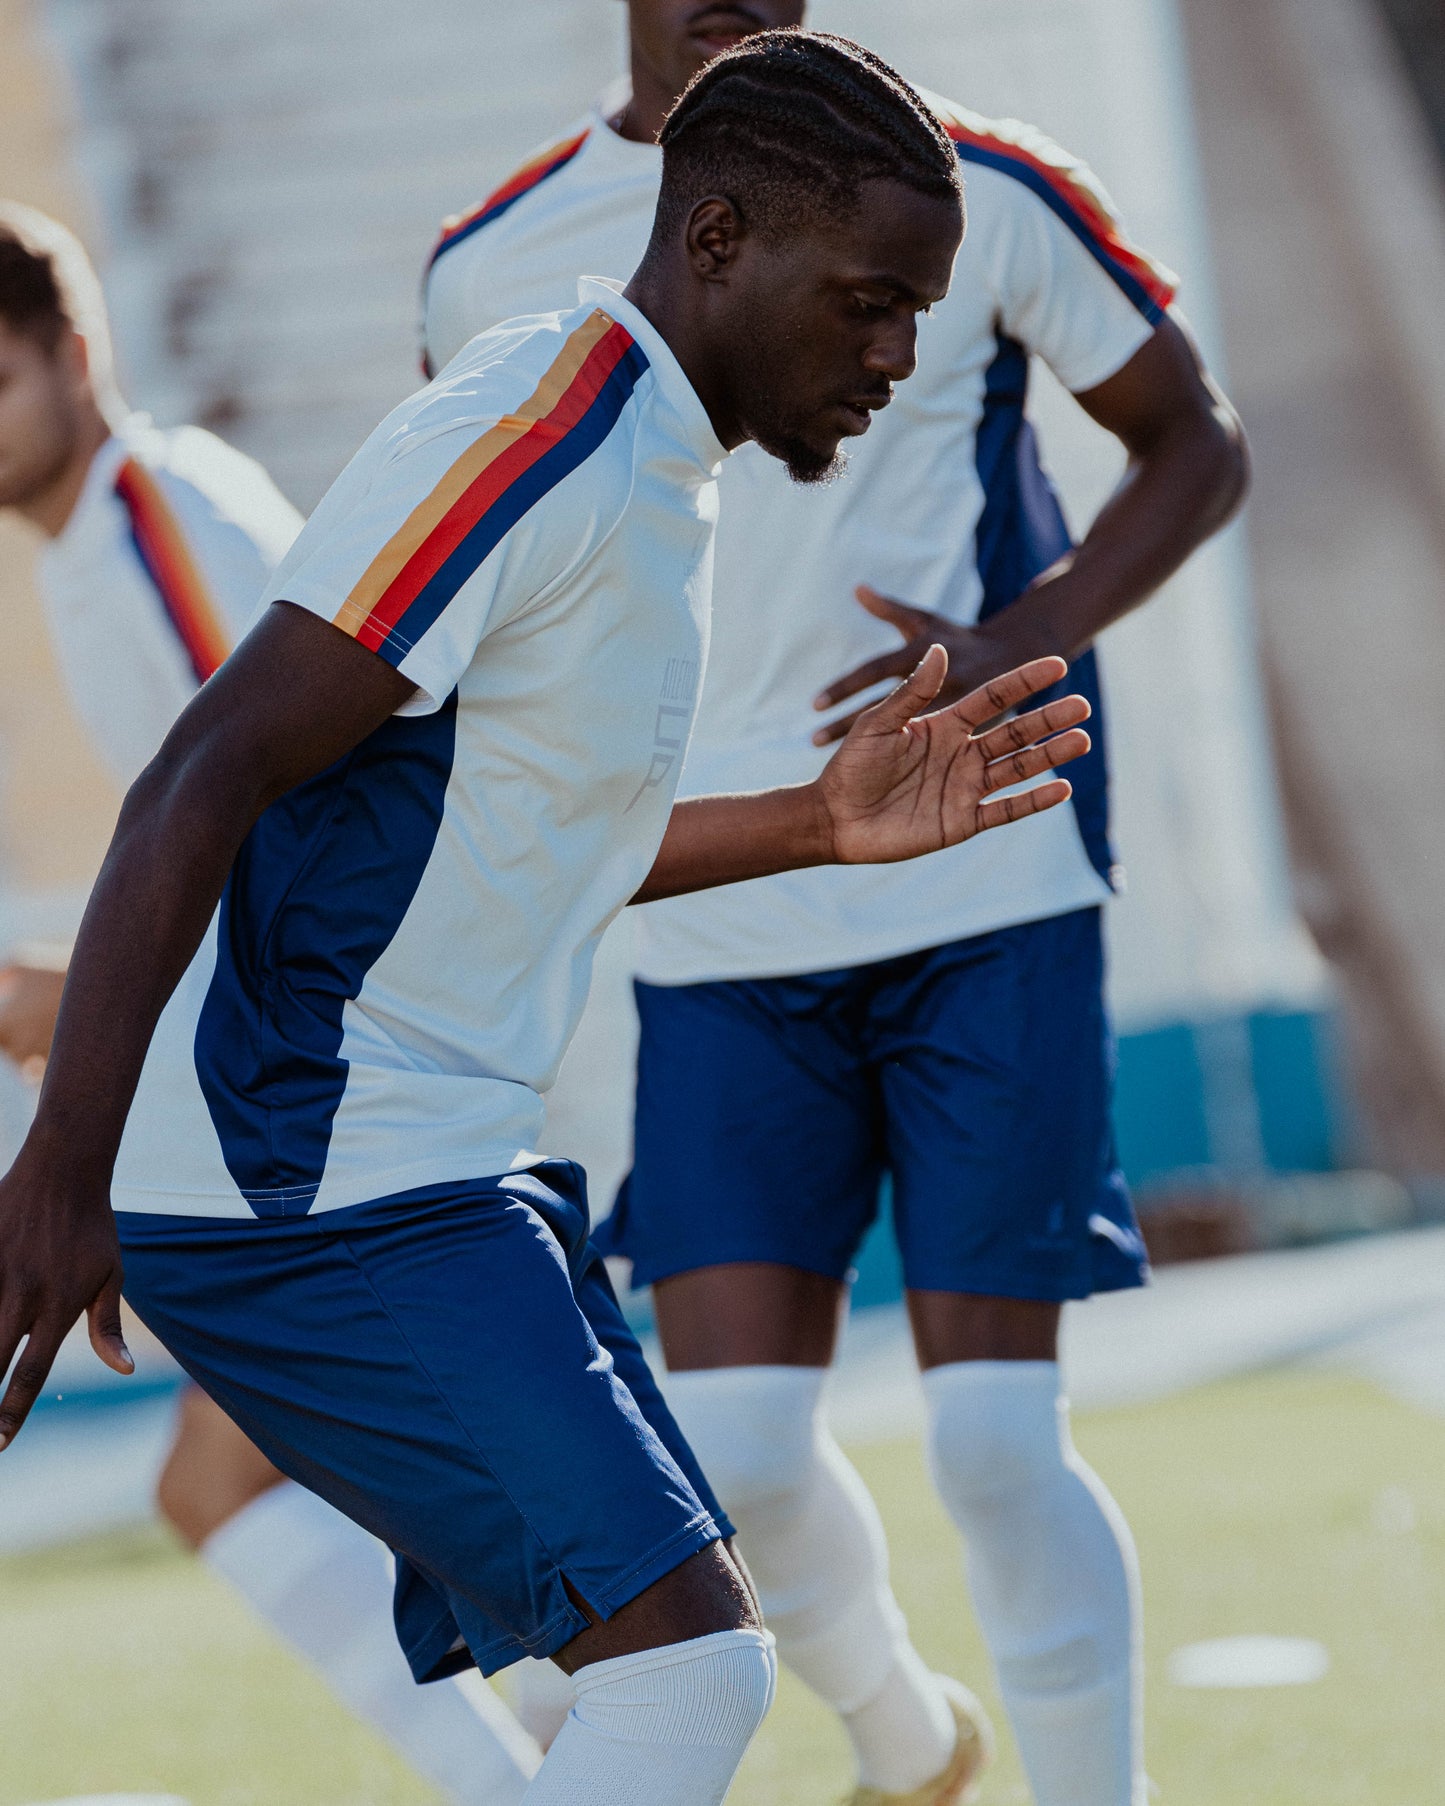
[423,8,1249,1804]
[0,203,544,1804]
[0,36,1105,1805]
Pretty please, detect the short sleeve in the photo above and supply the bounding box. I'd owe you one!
[270,418,533,715]
[950,111,1178,394]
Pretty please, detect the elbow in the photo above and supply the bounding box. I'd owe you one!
[1212,399,1251,521]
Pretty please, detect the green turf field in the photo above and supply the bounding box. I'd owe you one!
[3,1369,1444,1805]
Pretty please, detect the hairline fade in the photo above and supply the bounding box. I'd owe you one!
[652,28,964,244]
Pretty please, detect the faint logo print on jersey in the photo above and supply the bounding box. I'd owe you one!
[624,655,699,813]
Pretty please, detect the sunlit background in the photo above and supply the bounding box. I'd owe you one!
[3,1,1445,1802]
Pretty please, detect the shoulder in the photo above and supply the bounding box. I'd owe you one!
[115,422,302,550]
[918,90,1176,317]
[426,114,595,276]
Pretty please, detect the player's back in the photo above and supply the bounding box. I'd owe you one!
[38,415,301,787]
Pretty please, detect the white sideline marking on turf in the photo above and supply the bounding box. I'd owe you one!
[21,1796,190,1805]
[1166,1636,1330,1689]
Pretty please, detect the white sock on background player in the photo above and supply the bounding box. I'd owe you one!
[202,1480,541,1804]
[923,1361,1143,1806]
[521,1628,775,1804]
[665,1365,958,1793]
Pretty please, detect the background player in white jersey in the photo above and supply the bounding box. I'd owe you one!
[424,9,1249,1803]
[0,37,1102,1805]
[0,203,543,1804]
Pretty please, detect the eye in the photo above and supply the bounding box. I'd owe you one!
[851,294,892,319]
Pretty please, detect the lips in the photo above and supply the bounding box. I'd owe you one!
[688,7,764,52]
[835,396,890,435]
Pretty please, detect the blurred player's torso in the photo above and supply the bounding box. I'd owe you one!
[425,90,1176,985]
[37,414,301,787]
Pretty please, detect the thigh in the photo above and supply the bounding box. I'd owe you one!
[874,909,1147,1303]
[600,971,885,1288]
[654,1263,847,1369]
[118,1176,724,1679]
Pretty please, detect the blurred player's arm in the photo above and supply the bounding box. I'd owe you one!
[812,312,1249,741]
[0,962,68,1069]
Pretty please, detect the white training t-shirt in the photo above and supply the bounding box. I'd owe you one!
[425,90,1177,984]
[113,284,722,1218]
[37,415,301,788]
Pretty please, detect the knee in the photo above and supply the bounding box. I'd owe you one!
[663,1366,825,1514]
[923,1360,1066,1512]
[156,1385,287,1549]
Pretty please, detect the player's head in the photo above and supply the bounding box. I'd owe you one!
[624,2,807,104]
[0,203,118,516]
[638,29,964,483]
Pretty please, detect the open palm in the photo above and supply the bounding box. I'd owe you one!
[818,645,1090,865]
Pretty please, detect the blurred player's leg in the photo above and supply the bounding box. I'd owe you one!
[664,1361,968,1796]
[921,1355,1141,1806]
[160,1387,540,1804]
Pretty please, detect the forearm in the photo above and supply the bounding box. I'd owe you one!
[985,404,1248,667]
[634,784,834,904]
[27,752,260,1181]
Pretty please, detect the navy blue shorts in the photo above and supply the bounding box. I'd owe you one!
[601,908,1146,1301]
[118,1161,732,1680]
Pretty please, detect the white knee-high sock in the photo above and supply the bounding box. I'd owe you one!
[923,1362,1143,1806]
[522,1628,775,1804]
[202,1480,541,1804]
[665,1366,957,1792]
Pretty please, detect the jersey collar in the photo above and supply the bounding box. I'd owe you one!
[577,276,729,474]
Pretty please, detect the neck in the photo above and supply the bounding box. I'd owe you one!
[17,401,112,538]
[623,261,744,451]
[617,43,684,144]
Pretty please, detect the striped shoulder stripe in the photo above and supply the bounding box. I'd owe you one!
[114,457,233,684]
[944,115,1176,321]
[428,128,591,270]
[333,310,648,662]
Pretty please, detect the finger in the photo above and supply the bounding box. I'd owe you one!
[951,656,1069,732]
[0,1321,65,1450]
[972,694,1091,763]
[854,584,937,639]
[87,1271,134,1376]
[983,729,1092,792]
[813,646,918,712]
[853,643,948,736]
[975,778,1073,834]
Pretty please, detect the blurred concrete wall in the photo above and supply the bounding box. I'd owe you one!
[1181,0,1445,1177]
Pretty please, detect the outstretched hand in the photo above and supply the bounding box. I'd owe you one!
[816,643,1089,865]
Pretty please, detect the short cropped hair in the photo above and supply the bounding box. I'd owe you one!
[0,202,117,398]
[654,29,963,242]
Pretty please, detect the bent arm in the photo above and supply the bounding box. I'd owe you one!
[977,311,1249,665]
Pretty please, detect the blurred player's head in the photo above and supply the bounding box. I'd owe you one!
[0,204,119,526]
[625,2,806,105]
[637,30,964,484]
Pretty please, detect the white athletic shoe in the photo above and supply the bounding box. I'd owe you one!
[845,1677,994,1806]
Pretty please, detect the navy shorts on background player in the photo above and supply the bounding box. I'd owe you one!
[602,907,1148,1301]
[118,1161,731,1679]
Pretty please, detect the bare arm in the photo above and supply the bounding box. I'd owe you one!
[813,313,1250,739]
[0,602,413,1446]
[637,650,1089,903]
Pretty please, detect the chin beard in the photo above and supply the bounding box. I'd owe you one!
[759,433,847,487]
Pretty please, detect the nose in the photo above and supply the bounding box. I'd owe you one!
[865,314,918,384]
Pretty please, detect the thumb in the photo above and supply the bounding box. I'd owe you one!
[87,1274,134,1376]
[857,643,948,735]
[855,584,934,640]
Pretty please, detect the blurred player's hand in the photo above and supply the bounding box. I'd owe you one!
[817,646,1089,865]
[0,964,67,1077]
[812,585,1053,745]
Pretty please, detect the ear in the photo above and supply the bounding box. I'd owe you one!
[59,325,91,390]
[684,195,746,282]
